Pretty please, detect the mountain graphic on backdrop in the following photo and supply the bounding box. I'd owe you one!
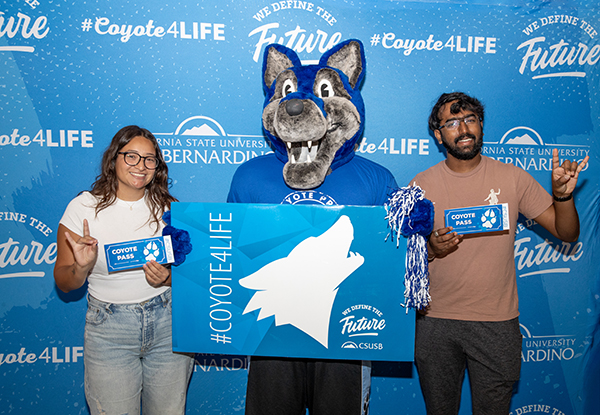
[504,133,539,145]
[181,124,220,136]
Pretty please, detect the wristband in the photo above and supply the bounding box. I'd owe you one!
[553,193,573,202]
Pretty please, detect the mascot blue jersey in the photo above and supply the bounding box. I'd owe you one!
[227,152,397,206]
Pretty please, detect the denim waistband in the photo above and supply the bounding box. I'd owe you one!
[87,288,171,312]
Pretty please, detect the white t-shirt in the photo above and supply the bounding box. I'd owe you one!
[59,191,169,303]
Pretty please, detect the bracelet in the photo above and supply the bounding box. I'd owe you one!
[427,252,436,262]
[553,193,573,202]
[161,273,170,285]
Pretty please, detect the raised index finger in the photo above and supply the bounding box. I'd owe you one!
[552,148,559,170]
[82,219,90,237]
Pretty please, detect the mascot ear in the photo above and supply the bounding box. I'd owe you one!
[262,44,302,92]
[321,39,365,89]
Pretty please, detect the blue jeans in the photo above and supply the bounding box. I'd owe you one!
[84,289,194,415]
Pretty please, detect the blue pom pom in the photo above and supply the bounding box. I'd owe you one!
[163,224,174,236]
[162,213,192,266]
[385,185,434,240]
[384,185,434,311]
[400,198,434,236]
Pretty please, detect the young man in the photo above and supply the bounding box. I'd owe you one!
[411,92,589,415]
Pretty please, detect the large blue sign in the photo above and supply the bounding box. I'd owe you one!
[171,203,414,361]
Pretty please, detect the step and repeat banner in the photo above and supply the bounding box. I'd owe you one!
[1,0,598,414]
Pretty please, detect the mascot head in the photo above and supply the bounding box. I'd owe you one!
[262,39,366,190]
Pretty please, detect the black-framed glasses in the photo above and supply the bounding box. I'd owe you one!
[118,152,159,170]
[439,114,480,131]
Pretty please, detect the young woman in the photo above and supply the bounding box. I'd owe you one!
[54,125,194,415]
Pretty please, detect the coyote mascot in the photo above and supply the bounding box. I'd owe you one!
[228,39,398,415]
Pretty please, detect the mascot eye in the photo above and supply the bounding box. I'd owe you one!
[316,80,334,98]
[282,79,296,97]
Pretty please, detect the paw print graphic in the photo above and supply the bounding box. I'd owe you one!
[481,209,497,229]
[144,242,160,261]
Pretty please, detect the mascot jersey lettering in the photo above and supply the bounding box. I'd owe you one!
[227,153,397,206]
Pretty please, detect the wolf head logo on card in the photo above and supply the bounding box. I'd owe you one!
[239,215,364,348]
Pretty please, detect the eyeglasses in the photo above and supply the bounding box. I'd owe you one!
[439,115,480,131]
[118,152,159,170]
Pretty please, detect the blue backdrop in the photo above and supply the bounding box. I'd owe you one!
[1,0,598,414]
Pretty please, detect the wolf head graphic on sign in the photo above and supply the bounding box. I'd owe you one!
[239,215,363,348]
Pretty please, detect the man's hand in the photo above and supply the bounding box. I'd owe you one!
[552,148,589,199]
[428,226,462,259]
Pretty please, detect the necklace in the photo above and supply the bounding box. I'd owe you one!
[120,198,142,210]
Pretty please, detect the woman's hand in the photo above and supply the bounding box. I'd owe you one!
[54,219,98,293]
[144,261,171,287]
[64,219,98,271]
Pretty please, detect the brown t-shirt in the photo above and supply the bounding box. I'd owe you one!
[411,156,552,321]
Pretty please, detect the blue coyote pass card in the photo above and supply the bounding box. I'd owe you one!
[104,236,174,272]
[170,202,415,362]
[444,203,509,235]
